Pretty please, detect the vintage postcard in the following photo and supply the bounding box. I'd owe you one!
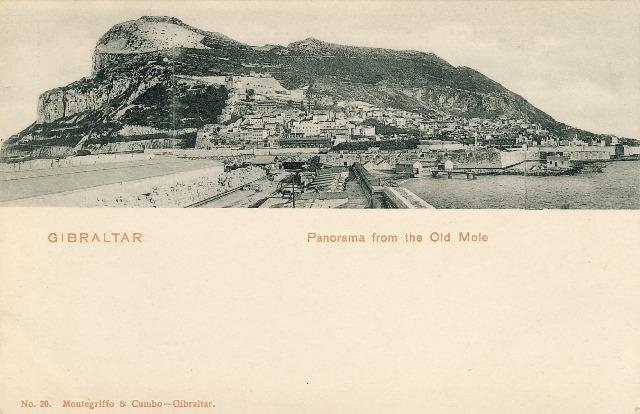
[1,1,639,413]
[0,1,638,208]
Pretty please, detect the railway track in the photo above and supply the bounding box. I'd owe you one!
[184,177,268,208]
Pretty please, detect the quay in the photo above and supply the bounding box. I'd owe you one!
[352,163,433,208]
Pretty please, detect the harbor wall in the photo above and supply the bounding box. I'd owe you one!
[145,147,320,157]
[0,152,156,172]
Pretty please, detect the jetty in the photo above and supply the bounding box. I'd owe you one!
[430,168,479,179]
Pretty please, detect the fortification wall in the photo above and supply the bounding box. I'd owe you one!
[1,164,267,208]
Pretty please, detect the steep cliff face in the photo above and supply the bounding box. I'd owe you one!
[3,57,227,159]
[37,78,132,123]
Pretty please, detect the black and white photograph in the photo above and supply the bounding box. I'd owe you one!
[1,1,638,208]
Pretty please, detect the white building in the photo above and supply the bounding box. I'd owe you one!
[290,120,321,137]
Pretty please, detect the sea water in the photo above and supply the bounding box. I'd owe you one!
[403,161,640,209]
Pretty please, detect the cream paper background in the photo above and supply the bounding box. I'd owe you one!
[1,209,639,413]
[2,0,640,139]
[1,0,640,413]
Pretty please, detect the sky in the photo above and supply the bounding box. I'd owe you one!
[0,0,639,141]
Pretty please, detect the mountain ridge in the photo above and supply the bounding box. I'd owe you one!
[1,16,618,159]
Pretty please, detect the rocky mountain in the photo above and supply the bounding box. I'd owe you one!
[1,16,605,159]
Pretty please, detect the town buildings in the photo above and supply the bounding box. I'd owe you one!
[190,73,637,170]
